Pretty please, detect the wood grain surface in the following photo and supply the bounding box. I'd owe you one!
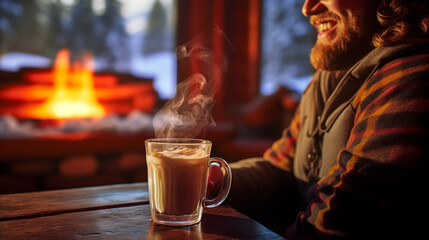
[0,183,284,239]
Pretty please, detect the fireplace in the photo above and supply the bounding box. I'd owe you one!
[0,48,159,194]
[0,0,182,194]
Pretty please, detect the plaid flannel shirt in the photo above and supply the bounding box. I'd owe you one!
[264,48,429,238]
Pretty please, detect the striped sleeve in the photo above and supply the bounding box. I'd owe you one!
[288,54,429,239]
[263,107,300,172]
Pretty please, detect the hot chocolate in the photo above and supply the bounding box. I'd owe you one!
[146,147,209,215]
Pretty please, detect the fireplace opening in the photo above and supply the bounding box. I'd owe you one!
[27,49,106,120]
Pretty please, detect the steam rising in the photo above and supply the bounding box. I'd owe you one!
[153,27,231,138]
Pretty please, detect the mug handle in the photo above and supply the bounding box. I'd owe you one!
[204,157,232,208]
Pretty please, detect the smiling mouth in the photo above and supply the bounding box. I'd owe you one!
[317,20,337,33]
[310,14,339,37]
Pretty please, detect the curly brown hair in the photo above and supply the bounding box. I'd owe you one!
[373,0,429,47]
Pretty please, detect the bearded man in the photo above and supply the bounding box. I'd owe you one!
[210,0,429,239]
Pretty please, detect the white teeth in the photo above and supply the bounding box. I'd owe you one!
[318,22,332,32]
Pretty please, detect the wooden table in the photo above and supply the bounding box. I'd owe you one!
[0,182,284,239]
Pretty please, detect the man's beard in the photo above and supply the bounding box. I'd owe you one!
[310,12,375,71]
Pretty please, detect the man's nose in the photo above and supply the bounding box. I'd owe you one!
[302,0,327,17]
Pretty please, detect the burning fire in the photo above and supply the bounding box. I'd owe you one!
[31,49,105,119]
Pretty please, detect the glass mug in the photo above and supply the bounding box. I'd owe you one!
[145,138,232,226]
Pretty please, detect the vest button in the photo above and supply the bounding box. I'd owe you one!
[307,151,317,160]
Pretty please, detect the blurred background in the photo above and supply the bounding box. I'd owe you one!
[0,0,314,194]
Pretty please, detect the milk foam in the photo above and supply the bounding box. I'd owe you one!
[153,147,207,159]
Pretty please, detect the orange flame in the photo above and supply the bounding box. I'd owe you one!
[32,49,105,119]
